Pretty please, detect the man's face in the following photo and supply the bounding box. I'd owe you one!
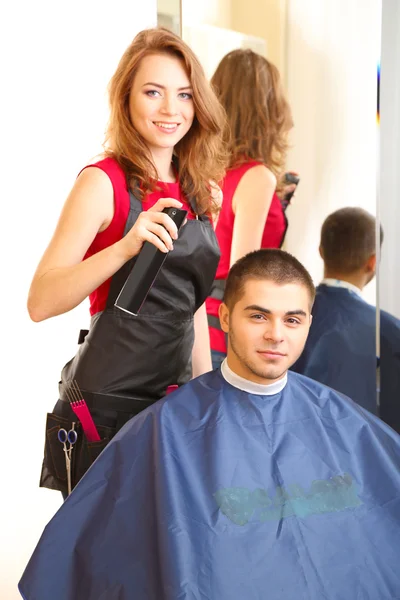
[219,279,312,385]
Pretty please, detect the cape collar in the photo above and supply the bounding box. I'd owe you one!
[221,359,287,395]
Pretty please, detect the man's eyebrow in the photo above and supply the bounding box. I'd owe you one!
[244,305,307,317]
[244,305,272,314]
[142,82,193,91]
[286,310,308,317]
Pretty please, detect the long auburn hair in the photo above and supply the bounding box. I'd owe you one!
[211,49,293,178]
[105,28,228,214]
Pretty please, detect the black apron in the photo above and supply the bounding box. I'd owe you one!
[40,187,220,495]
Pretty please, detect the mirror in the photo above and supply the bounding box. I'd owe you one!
[378,0,400,433]
[180,0,390,422]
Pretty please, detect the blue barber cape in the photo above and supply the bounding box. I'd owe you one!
[291,284,400,428]
[19,369,400,600]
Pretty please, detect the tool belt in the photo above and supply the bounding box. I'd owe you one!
[40,387,156,496]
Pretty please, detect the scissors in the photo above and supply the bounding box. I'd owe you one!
[58,423,78,496]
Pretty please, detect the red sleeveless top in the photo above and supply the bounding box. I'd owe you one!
[82,157,195,315]
[206,161,287,352]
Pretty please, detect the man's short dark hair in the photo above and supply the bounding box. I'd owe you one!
[223,249,316,309]
[320,207,383,273]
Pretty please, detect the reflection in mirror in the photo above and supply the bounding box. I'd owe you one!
[378,0,400,433]
[157,0,181,36]
[182,0,386,419]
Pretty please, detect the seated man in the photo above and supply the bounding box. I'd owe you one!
[291,207,400,428]
[19,249,400,600]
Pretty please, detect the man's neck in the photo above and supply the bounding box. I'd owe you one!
[323,270,365,291]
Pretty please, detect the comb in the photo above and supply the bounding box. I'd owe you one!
[65,380,101,442]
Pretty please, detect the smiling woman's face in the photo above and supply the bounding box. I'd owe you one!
[219,278,312,384]
[129,53,195,157]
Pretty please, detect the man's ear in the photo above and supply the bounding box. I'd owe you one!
[218,302,230,334]
[366,254,376,274]
[319,245,324,260]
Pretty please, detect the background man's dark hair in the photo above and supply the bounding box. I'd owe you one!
[224,249,316,309]
[320,207,383,273]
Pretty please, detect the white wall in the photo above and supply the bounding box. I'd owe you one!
[284,0,381,306]
[181,0,267,79]
[379,0,400,318]
[0,1,156,597]
[231,0,286,73]
[158,0,181,16]
[181,0,232,28]
[183,24,267,79]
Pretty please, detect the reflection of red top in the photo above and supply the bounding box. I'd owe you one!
[206,161,287,353]
[82,157,195,316]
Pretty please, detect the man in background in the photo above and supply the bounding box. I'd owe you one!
[291,207,400,430]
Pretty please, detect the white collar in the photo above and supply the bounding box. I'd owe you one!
[321,278,362,297]
[221,358,287,395]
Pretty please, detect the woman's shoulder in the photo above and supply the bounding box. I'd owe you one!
[79,154,128,189]
[226,161,276,191]
[229,159,263,174]
[242,163,277,186]
[230,163,277,215]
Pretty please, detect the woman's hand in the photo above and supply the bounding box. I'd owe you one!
[119,197,184,259]
[277,171,299,206]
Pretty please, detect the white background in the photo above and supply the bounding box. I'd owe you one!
[0,1,156,596]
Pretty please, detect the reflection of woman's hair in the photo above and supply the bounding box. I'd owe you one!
[211,49,293,177]
[105,28,227,214]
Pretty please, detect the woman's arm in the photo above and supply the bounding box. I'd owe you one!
[230,165,277,266]
[28,167,117,321]
[191,302,213,377]
[28,168,182,322]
